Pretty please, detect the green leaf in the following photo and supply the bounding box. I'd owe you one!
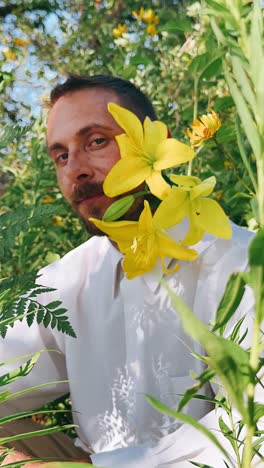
[0,408,72,426]
[216,124,236,144]
[43,463,95,468]
[213,273,246,334]
[231,55,256,112]
[190,463,215,468]
[0,353,40,388]
[200,57,222,80]
[46,300,63,310]
[0,424,75,445]
[250,196,259,224]
[189,54,211,75]
[214,96,234,112]
[160,18,192,33]
[129,55,151,66]
[218,416,237,453]
[254,403,264,424]
[249,228,264,267]
[161,280,250,418]
[224,65,261,159]
[178,369,215,412]
[0,125,30,149]
[235,115,257,193]
[146,395,232,463]
[204,0,231,15]
[250,0,264,101]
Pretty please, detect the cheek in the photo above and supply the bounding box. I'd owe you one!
[56,171,71,201]
[104,147,121,173]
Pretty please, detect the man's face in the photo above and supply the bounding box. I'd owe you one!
[47,88,127,234]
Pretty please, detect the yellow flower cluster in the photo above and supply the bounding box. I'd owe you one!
[12,38,29,47]
[42,196,54,204]
[113,23,128,38]
[3,49,16,61]
[133,7,159,36]
[90,104,231,279]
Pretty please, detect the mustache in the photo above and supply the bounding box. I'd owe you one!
[72,182,104,203]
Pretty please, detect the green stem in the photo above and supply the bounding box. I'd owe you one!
[133,189,151,199]
[215,139,254,194]
[256,156,264,227]
[235,116,257,193]
[242,267,263,468]
[226,398,242,467]
[187,77,199,176]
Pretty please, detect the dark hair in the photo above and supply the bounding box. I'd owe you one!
[49,74,158,121]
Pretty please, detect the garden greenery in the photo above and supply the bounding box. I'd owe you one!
[0,1,263,467]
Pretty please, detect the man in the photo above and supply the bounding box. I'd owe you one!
[0,75,256,467]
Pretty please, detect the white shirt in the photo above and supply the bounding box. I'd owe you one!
[0,221,258,466]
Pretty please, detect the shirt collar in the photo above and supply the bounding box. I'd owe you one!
[108,238,124,298]
[107,218,217,295]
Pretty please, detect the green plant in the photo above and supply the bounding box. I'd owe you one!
[0,124,90,467]
[147,2,264,467]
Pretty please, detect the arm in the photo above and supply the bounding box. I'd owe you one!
[0,449,92,466]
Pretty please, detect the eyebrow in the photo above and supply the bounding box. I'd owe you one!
[47,124,114,155]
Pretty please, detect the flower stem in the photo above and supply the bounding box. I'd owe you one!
[187,77,199,176]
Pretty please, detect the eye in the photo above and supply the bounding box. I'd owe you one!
[89,137,107,147]
[56,153,68,164]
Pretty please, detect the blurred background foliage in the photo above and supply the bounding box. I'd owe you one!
[0,0,258,434]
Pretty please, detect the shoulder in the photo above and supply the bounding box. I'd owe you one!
[199,221,254,275]
[37,235,112,289]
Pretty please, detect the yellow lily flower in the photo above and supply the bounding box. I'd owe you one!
[90,201,197,279]
[104,103,195,200]
[186,109,221,147]
[154,175,231,245]
[113,24,127,38]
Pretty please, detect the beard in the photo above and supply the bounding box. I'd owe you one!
[71,181,145,237]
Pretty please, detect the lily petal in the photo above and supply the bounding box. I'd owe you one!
[182,208,205,246]
[146,170,171,200]
[192,198,232,239]
[89,217,139,251]
[153,187,188,229]
[161,257,180,275]
[138,200,153,232]
[170,174,200,189]
[157,231,198,261]
[154,139,194,170]
[190,176,216,200]
[115,134,140,159]
[123,247,157,279]
[108,102,144,146]
[103,158,151,197]
[143,118,167,155]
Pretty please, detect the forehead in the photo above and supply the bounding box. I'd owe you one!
[47,88,123,144]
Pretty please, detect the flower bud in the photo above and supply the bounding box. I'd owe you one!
[103,195,135,221]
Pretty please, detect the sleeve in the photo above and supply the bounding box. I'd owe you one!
[90,409,235,467]
[0,287,69,417]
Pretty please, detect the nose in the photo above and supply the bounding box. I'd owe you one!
[67,149,95,183]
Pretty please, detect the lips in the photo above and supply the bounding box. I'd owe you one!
[72,182,104,205]
[78,194,104,207]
